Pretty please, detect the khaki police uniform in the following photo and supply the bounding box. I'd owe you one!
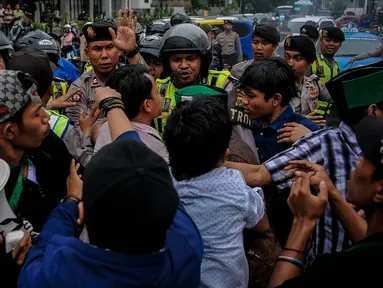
[66,69,104,124]
[216,31,243,67]
[291,74,332,116]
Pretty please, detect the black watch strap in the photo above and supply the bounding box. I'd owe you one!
[125,46,139,58]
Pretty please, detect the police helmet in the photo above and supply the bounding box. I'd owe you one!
[0,31,13,68]
[135,22,144,44]
[14,30,59,65]
[160,24,212,78]
[170,13,192,26]
[146,20,171,36]
[138,34,162,59]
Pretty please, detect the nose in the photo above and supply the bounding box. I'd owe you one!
[100,48,108,59]
[42,110,50,124]
[180,59,189,69]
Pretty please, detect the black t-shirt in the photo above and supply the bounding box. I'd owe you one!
[279,232,383,287]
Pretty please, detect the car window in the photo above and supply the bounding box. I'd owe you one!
[233,23,252,37]
[337,39,381,56]
[319,21,334,30]
[288,21,307,34]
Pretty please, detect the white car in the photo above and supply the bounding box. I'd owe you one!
[288,16,336,36]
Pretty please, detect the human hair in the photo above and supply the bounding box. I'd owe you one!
[239,57,296,107]
[5,99,31,130]
[339,102,383,127]
[105,64,153,119]
[163,97,232,180]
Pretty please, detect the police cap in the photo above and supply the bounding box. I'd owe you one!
[284,36,316,63]
[82,21,117,43]
[300,24,319,40]
[253,24,280,44]
[321,27,345,42]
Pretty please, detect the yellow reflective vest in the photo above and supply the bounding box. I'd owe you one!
[84,62,93,72]
[311,53,340,84]
[47,110,70,139]
[154,70,231,135]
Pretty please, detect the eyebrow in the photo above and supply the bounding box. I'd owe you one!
[34,104,43,114]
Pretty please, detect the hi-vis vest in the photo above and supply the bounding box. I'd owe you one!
[154,70,230,135]
[47,110,70,139]
[311,53,340,84]
[85,62,93,72]
[53,79,68,99]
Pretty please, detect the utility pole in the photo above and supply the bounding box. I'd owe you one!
[160,0,163,18]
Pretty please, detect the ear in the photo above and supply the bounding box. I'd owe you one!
[373,181,383,204]
[142,99,151,113]
[367,104,377,115]
[2,123,17,140]
[272,93,282,107]
[85,46,89,56]
[272,44,278,51]
[223,148,230,159]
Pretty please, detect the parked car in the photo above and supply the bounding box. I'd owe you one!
[288,16,335,35]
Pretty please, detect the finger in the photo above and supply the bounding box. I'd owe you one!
[16,242,32,266]
[292,176,302,197]
[308,116,324,120]
[70,159,76,175]
[63,90,80,101]
[307,111,317,116]
[75,162,81,173]
[117,9,122,27]
[94,109,102,119]
[283,122,299,128]
[277,137,292,143]
[108,27,117,41]
[318,181,329,203]
[89,105,97,117]
[288,160,312,168]
[79,111,85,122]
[12,231,30,259]
[128,9,133,29]
[278,127,293,133]
[125,8,130,27]
[314,120,326,125]
[78,202,84,225]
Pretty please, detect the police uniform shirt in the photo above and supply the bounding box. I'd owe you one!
[66,69,104,124]
[216,30,243,59]
[290,74,332,115]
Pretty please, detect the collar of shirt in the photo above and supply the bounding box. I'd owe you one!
[131,122,163,141]
[254,105,294,132]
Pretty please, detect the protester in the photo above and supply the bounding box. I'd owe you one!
[308,27,345,84]
[9,1,35,44]
[164,96,266,288]
[4,4,14,34]
[18,86,203,288]
[284,36,333,127]
[0,70,73,285]
[269,115,383,287]
[94,64,168,163]
[13,4,23,18]
[216,20,243,67]
[170,12,193,26]
[0,30,13,69]
[224,62,383,262]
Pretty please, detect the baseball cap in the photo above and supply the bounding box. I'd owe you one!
[8,48,54,97]
[83,138,179,254]
[0,70,39,123]
[356,115,383,178]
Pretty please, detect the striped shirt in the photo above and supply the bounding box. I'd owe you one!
[264,122,362,262]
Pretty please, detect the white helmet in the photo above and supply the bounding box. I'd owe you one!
[64,24,71,29]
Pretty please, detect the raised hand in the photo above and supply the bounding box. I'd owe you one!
[109,8,137,53]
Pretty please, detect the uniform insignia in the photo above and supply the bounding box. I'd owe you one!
[285,37,291,47]
[312,102,318,110]
[92,76,99,85]
[322,29,328,37]
[309,87,319,96]
[302,28,306,34]
[87,27,96,39]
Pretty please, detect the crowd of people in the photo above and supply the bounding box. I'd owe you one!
[0,3,383,288]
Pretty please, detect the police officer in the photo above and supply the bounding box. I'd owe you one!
[135,22,144,44]
[14,30,69,101]
[0,30,13,69]
[146,19,171,36]
[284,36,333,127]
[216,20,243,68]
[66,9,141,124]
[300,24,319,44]
[309,27,345,84]
[170,12,193,26]
[139,34,163,79]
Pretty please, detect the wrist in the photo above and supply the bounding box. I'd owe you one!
[292,218,317,231]
[124,45,139,58]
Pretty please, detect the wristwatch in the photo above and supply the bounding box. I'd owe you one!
[124,46,139,58]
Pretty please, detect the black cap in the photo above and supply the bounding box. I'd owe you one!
[356,115,383,178]
[8,48,54,97]
[23,1,36,18]
[170,13,191,26]
[284,36,316,63]
[253,24,280,44]
[82,21,117,43]
[300,24,319,40]
[321,27,345,42]
[83,138,179,254]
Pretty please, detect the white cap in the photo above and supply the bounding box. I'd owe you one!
[0,159,10,192]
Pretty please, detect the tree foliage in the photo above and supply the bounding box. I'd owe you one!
[329,0,347,18]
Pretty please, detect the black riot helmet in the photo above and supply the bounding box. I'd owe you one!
[135,22,144,44]
[14,30,59,65]
[146,20,171,36]
[139,34,162,59]
[0,31,14,68]
[170,13,192,26]
[160,24,212,78]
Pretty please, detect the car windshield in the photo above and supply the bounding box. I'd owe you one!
[288,21,307,33]
[337,39,381,57]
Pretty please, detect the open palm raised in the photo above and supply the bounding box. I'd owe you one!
[109,8,137,53]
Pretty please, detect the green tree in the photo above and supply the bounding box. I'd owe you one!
[329,0,347,19]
